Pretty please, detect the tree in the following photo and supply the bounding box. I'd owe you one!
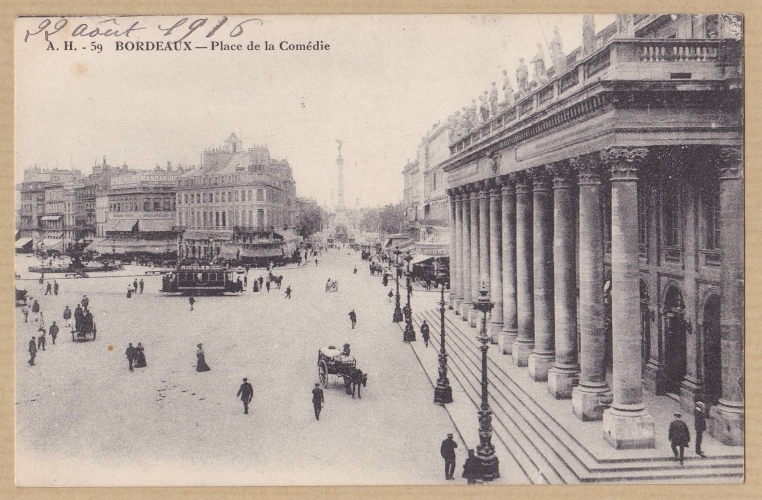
[359,203,404,236]
[295,198,327,239]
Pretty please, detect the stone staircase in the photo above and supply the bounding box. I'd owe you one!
[410,308,744,484]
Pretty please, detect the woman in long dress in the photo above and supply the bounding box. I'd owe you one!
[134,342,147,368]
[196,343,210,372]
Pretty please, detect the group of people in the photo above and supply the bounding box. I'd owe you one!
[126,278,145,298]
[125,342,147,371]
[44,280,59,296]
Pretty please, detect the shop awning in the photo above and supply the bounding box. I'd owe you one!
[105,219,138,232]
[40,215,62,221]
[87,238,176,255]
[241,247,282,258]
[139,219,175,232]
[219,246,240,259]
[410,254,435,266]
[41,239,63,251]
[183,230,234,241]
[15,237,33,249]
[84,238,106,251]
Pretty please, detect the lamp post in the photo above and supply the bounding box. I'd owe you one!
[392,247,404,323]
[403,251,416,342]
[472,283,500,481]
[433,258,453,404]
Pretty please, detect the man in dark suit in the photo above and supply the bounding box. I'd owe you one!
[125,343,136,371]
[312,383,324,420]
[28,337,37,366]
[237,378,254,414]
[668,411,691,465]
[694,401,707,457]
[441,433,458,480]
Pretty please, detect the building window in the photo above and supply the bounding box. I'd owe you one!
[215,192,220,202]
[221,192,226,202]
[257,209,264,229]
[215,212,220,227]
[662,176,682,247]
[235,191,239,202]
[257,189,264,201]
[222,212,227,227]
[637,184,648,256]
[248,190,252,201]
[164,199,171,211]
[196,193,201,203]
[184,194,188,204]
[433,172,437,191]
[154,200,161,211]
[701,176,721,251]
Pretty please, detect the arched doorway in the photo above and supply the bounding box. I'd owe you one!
[703,295,722,405]
[663,286,687,396]
[640,281,651,371]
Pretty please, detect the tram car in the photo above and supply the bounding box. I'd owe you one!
[160,264,244,295]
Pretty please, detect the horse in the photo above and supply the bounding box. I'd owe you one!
[272,275,284,289]
[349,368,367,399]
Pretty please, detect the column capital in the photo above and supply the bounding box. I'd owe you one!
[509,171,532,194]
[475,179,490,199]
[499,175,515,196]
[548,160,574,189]
[571,155,603,185]
[529,166,552,192]
[601,147,648,181]
[488,178,502,197]
[717,146,744,180]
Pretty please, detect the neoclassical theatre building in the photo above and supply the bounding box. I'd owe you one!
[442,15,743,449]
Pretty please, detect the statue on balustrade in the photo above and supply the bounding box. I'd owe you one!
[502,69,514,106]
[582,14,596,56]
[467,99,479,128]
[489,82,499,116]
[478,91,491,123]
[531,42,548,85]
[516,58,529,97]
[616,14,634,37]
[550,26,567,74]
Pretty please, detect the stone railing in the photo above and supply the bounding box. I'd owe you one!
[448,37,740,157]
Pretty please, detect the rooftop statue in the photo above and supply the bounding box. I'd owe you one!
[502,69,514,106]
[616,14,634,37]
[582,15,596,56]
[550,26,567,74]
[489,82,499,115]
[516,58,529,97]
[531,42,548,85]
[479,91,490,123]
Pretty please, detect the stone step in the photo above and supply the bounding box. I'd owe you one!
[414,308,744,484]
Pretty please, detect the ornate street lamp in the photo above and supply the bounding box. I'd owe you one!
[392,246,404,323]
[472,282,500,481]
[403,251,416,342]
[433,258,453,404]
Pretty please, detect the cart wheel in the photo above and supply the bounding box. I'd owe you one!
[319,362,328,387]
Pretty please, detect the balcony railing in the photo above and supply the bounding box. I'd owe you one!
[448,37,741,157]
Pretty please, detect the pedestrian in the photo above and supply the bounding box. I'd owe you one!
[31,299,40,319]
[127,287,132,298]
[133,279,138,292]
[420,320,430,347]
[139,279,144,294]
[387,289,393,303]
[237,378,254,414]
[134,342,147,368]
[189,295,196,311]
[252,281,259,293]
[694,401,707,457]
[21,304,29,323]
[266,280,271,293]
[285,286,292,299]
[315,258,318,267]
[53,280,59,295]
[353,265,357,274]
[37,326,46,351]
[63,305,71,328]
[312,382,324,420]
[243,275,248,288]
[74,304,84,331]
[441,433,458,480]
[258,275,264,287]
[348,309,357,329]
[45,281,52,295]
[462,449,478,484]
[81,295,89,309]
[28,337,37,365]
[196,343,211,372]
[125,343,136,371]
[668,411,691,465]
[49,321,59,345]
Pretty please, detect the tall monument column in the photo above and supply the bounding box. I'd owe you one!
[335,139,345,210]
[489,180,504,336]
[469,187,481,327]
[511,172,534,366]
[601,147,655,449]
[461,190,473,319]
[571,155,612,420]
[709,146,745,446]
[448,190,460,310]
[528,167,555,382]
[501,176,518,355]
[548,161,580,398]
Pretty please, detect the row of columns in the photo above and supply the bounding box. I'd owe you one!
[447,146,744,448]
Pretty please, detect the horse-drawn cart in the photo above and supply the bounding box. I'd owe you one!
[325,280,339,292]
[15,288,28,307]
[317,345,368,397]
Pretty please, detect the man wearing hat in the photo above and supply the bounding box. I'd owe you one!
[312,382,325,420]
[28,337,37,366]
[237,378,254,414]
[668,411,691,465]
[440,433,458,480]
[694,401,707,457]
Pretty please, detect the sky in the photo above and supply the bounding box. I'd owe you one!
[15,14,615,208]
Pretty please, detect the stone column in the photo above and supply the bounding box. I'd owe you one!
[501,177,518,355]
[571,155,612,421]
[601,147,655,449]
[478,182,491,305]
[547,162,580,398]
[448,190,459,310]
[528,167,555,381]
[460,192,472,319]
[709,146,744,446]
[489,181,504,337]
[453,193,464,314]
[511,172,534,366]
[468,187,481,327]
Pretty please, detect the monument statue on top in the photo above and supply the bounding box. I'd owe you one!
[516,58,529,97]
[531,42,548,85]
[550,26,567,74]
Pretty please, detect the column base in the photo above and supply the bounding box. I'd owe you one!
[602,406,655,449]
[454,299,462,315]
[528,352,555,381]
[460,302,472,320]
[643,360,667,395]
[468,309,479,328]
[679,376,703,413]
[501,328,518,355]
[572,383,613,421]
[547,365,580,399]
[709,400,744,446]
[512,339,534,367]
